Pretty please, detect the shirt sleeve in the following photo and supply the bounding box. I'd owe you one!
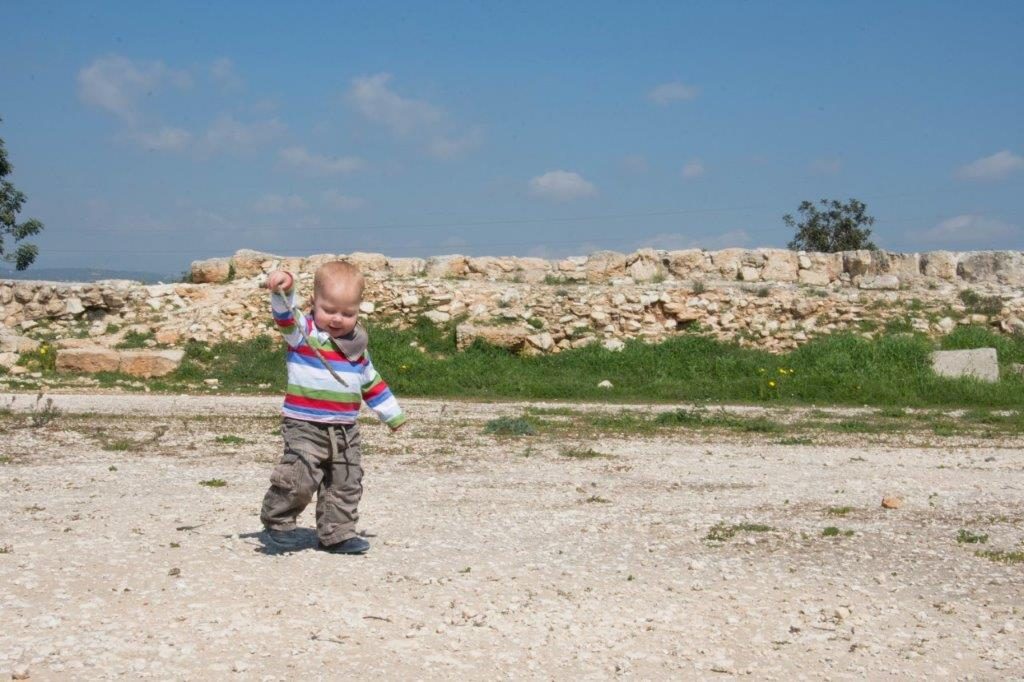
[359,351,406,430]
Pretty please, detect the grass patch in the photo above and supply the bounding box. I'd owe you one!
[483,416,536,436]
[102,438,135,451]
[775,436,813,445]
[826,506,854,517]
[959,289,1003,316]
[115,330,155,349]
[822,526,855,537]
[199,479,227,488]
[583,494,611,503]
[704,522,774,542]
[956,529,989,544]
[974,550,1024,564]
[561,448,609,460]
[214,435,248,445]
[62,323,1024,410]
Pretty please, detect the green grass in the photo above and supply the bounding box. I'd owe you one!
[560,447,610,459]
[115,330,156,349]
[214,435,248,445]
[199,479,227,488]
[956,529,989,544]
[483,416,536,436]
[822,526,855,537]
[51,322,1024,409]
[974,550,1024,564]
[704,522,774,542]
[826,506,854,517]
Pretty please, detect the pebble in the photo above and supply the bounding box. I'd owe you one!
[11,664,30,680]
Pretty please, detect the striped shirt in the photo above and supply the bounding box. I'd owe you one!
[271,286,406,429]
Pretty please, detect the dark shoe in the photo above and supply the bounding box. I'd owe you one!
[318,536,370,555]
[265,529,306,551]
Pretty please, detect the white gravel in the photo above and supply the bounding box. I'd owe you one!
[1,393,1022,680]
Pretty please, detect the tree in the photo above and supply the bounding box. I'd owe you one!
[1,119,44,270]
[784,198,877,253]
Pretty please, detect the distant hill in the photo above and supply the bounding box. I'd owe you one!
[0,267,178,284]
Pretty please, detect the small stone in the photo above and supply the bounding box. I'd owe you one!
[598,380,613,389]
[881,496,903,509]
[168,567,181,577]
[11,663,30,680]
[203,379,219,386]
[232,660,248,673]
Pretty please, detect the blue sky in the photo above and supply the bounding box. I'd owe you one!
[2,1,1022,275]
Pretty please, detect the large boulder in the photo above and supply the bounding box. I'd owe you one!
[930,348,999,383]
[759,249,799,282]
[388,258,426,277]
[455,323,531,352]
[56,346,121,374]
[958,251,1024,285]
[665,249,705,279]
[625,249,663,282]
[232,249,277,278]
[118,350,185,378]
[585,251,628,283]
[921,251,958,280]
[346,252,389,273]
[190,257,232,284]
[425,255,469,279]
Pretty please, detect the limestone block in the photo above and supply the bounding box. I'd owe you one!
[389,258,426,277]
[665,249,705,279]
[0,351,18,369]
[585,251,628,283]
[119,349,185,378]
[921,251,958,280]
[930,348,999,383]
[759,249,799,282]
[626,252,662,282]
[1000,317,1024,335]
[859,275,901,290]
[232,249,277,278]
[798,269,831,286]
[843,250,878,277]
[884,252,921,281]
[346,252,388,272]
[739,266,761,282]
[425,255,469,278]
[0,331,39,353]
[526,332,555,352]
[56,346,121,374]
[711,249,749,279]
[190,258,232,284]
[455,323,530,351]
[662,301,703,322]
[958,251,1024,285]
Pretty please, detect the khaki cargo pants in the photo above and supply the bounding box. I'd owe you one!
[260,417,363,546]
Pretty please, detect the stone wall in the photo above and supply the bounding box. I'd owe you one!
[1,248,1022,366]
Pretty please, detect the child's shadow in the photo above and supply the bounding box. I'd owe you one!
[240,528,319,555]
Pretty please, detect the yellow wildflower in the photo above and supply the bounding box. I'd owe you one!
[768,380,776,388]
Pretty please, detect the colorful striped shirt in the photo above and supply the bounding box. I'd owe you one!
[271,286,406,429]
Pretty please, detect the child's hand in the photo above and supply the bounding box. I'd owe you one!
[266,271,293,292]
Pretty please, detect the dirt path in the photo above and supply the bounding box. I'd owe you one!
[1,393,1022,680]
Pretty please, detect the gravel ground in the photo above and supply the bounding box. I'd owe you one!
[1,392,1022,680]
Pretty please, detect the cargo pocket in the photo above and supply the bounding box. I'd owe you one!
[269,453,301,492]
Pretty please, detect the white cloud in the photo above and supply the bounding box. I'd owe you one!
[916,214,1019,246]
[682,159,705,179]
[528,170,598,202]
[956,150,1024,181]
[210,57,244,90]
[280,146,363,175]
[641,230,752,251]
[348,73,443,136]
[202,115,285,153]
[648,81,699,104]
[321,189,365,211]
[810,157,842,175]
[428,128,484,159]
[128,126,192,152]
[78,55,191,123]
[253,194,307,214]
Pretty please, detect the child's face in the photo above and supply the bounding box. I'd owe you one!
[312,280,360,338]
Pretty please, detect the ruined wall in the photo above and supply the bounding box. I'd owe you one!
[1,248,1022,364]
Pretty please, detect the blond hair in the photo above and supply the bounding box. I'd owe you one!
[313,261,365,299]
